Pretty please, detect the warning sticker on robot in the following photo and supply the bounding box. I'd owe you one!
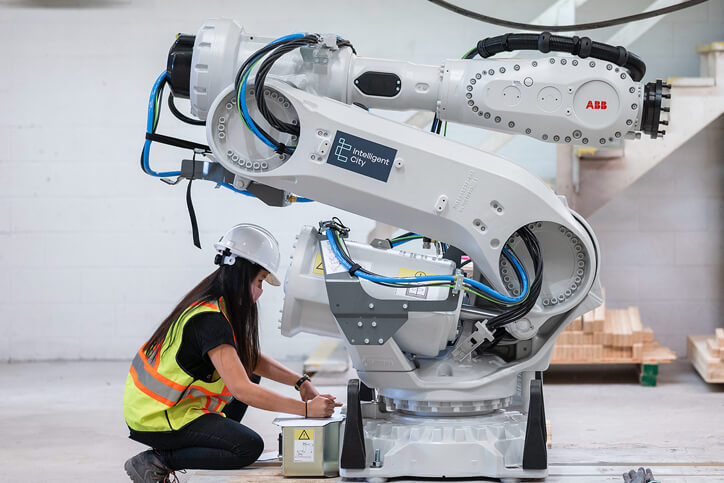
[319,241,345,275]
[327,130,397,182]
[397,267,430,299]
[312,252,325,275]
[293,429,315,463]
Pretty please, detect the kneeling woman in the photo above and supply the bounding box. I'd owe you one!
[123,224,341,482]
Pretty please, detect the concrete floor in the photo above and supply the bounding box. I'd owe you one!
[0,360,723,482]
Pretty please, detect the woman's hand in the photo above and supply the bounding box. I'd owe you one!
[299,380,320,402]
[307,395,343,418]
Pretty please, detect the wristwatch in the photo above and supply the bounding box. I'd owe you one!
[294,374,311,391]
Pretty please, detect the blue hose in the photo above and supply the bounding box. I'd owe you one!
[325,229,529,304]
[143,71,182,177]
[237,33,306,150]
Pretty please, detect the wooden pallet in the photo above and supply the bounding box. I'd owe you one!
[551,302,676,385]
[687,329,724,383]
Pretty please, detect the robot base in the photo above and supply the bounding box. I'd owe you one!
[340,411,547,481]
[340,379,548,481]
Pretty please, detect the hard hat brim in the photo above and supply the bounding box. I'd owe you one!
[265,272,281,287]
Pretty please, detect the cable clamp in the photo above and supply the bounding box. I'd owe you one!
[452,269,464,295]
[348,263,361,276]
[537,32,552,53]
[321,34,338,50]
[274,143,287,155]
[451,320,494,362]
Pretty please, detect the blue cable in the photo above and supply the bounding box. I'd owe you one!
[237,33,306,150]
[325,229,529,304]
[143,71,182,177]
[142,56,316,204]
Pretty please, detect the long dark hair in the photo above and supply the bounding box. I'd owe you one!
[143,257,262,375]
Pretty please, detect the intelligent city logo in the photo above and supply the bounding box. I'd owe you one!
[334,137,352,163]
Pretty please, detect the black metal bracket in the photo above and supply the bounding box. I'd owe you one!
[522,371,547,470]
[341,379,367,469]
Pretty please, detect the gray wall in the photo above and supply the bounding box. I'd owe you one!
[589,115,723,355]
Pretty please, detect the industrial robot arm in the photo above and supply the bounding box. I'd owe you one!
[149,15,670,374]
[146,18,668,479]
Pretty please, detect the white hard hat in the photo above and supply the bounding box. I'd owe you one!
[214,224,282,286]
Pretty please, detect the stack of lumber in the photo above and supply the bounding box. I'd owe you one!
[687,329,724,383]
[551,303,676,364]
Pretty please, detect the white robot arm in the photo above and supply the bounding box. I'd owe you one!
[152,19,667,479]
[181,19,664,144]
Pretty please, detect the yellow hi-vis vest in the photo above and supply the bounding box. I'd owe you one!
[123,298,236,432]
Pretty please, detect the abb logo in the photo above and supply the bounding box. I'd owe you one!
[585,100,607,109]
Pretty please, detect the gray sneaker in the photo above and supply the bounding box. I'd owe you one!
[124,450,170,482]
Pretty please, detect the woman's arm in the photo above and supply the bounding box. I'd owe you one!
[208,345,339,417]
[254,352,303,386]
[255,352,328,402]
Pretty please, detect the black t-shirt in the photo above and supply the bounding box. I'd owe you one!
[176,311,237,382]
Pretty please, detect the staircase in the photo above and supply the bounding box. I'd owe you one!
[556,42,724,217]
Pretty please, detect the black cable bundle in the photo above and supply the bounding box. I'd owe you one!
[253,35,320,137]
[475,227,544,354]
[234,35,356,155]
[488,228,543,330]
[167,92,205,126]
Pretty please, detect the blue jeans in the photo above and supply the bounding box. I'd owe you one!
[129,376,264,471]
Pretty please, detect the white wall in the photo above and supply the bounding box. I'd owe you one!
[589,115,723,355]
[0,0,721,361]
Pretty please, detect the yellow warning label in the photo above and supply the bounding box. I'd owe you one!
[398,267,429,278]
[397,268,431,299]
[312,252,324,275]
[294,428,314,441]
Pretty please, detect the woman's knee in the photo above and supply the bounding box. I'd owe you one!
[231,431,264,467]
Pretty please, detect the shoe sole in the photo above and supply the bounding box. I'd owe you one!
[124,458,145,483]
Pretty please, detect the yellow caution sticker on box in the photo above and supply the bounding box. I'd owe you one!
[294,429,314,440]
[293,428,315,463]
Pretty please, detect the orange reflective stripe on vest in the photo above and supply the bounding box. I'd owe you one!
[129,350,187,407]
[123,298,236,432]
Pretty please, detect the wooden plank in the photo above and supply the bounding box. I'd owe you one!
[603,310,614,346]
[641,341,676,363]
[592,294,606,333]
[567,317,582,332]
[707,338,721,359]
[190,464,724,482]
[688,335,724,383]
[582,311,595,333]
[620,309,633,347]
[628,306,645,344]
[716,328,724,348]
[607,309,632,348]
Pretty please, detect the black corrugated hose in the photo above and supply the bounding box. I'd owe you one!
[476,32,647,81]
